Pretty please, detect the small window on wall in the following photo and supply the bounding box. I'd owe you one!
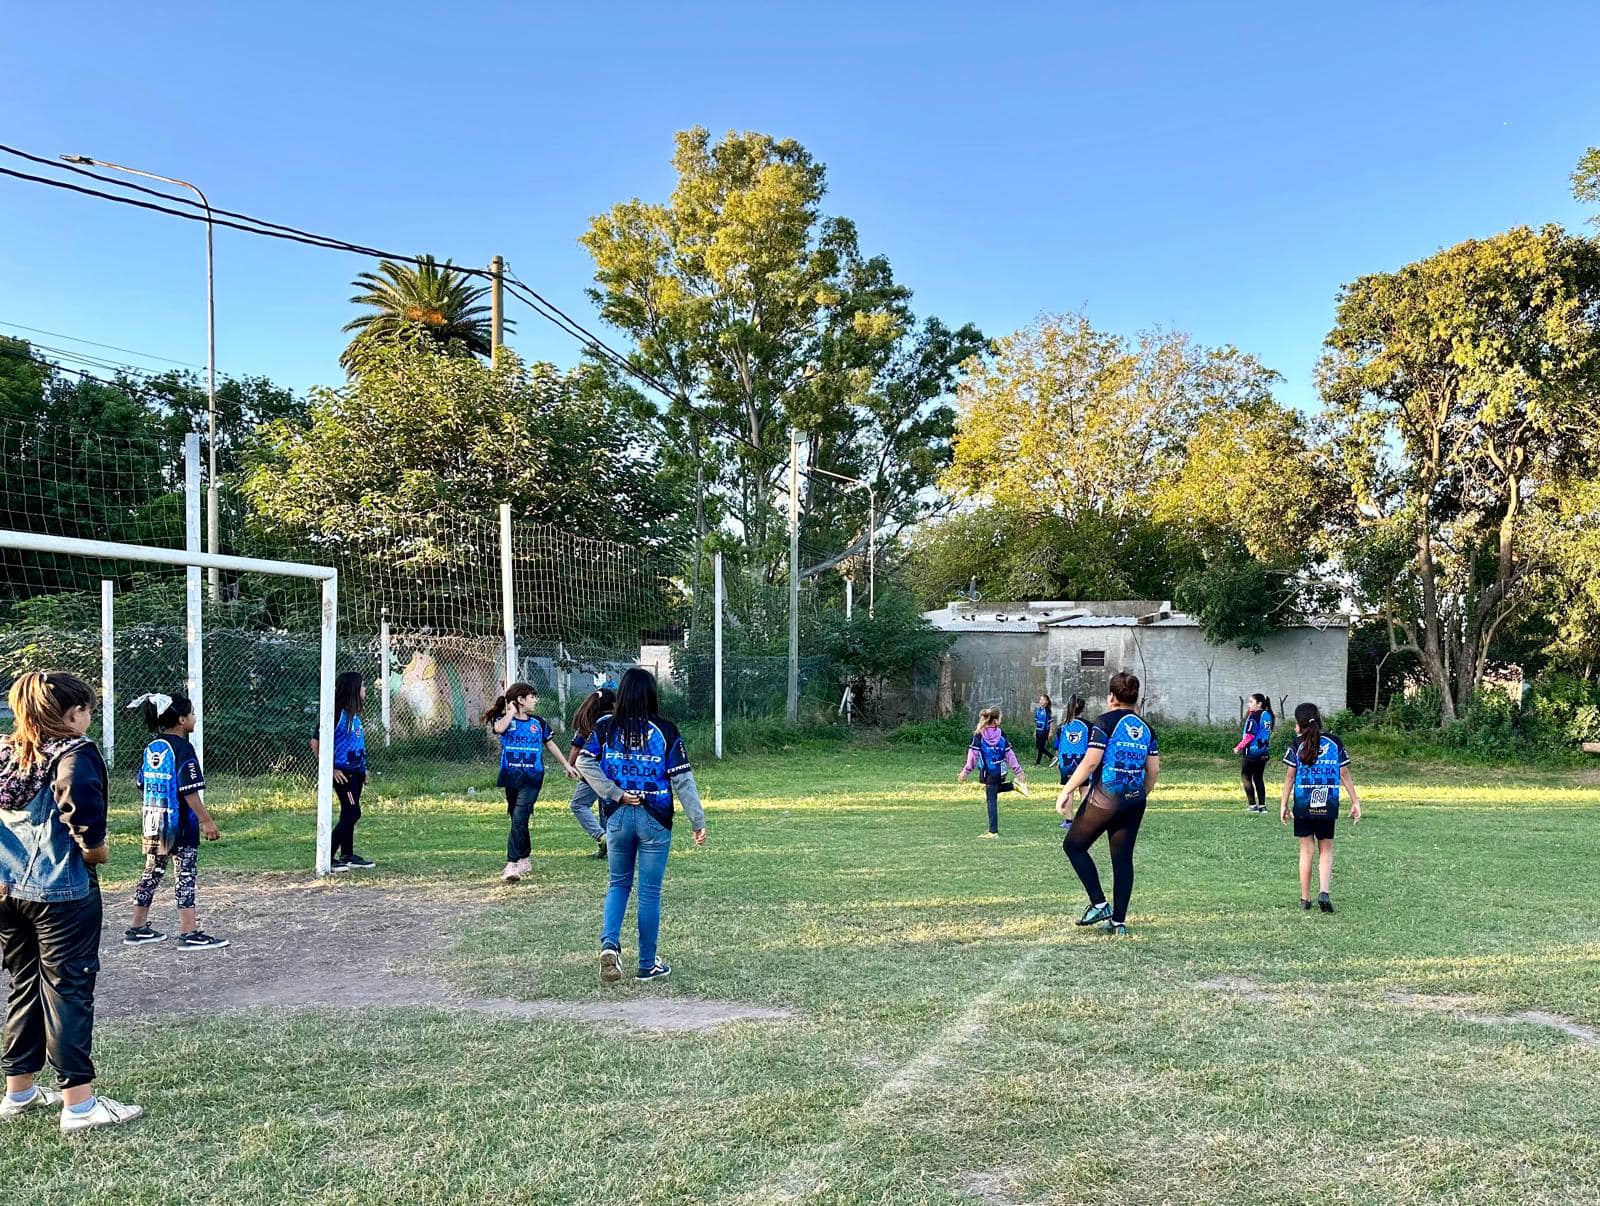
[1079,649,1106,668]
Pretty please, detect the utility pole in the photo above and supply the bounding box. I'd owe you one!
[787,426,801,724]
[490,255,504,363]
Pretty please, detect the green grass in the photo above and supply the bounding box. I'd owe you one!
[4,748,1599,1204]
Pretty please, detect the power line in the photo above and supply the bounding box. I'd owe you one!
[0,320,207,371]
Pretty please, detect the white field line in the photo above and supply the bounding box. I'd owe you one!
[745,944,1053,1204]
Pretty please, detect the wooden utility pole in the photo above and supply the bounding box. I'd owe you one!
[490,255,504,363]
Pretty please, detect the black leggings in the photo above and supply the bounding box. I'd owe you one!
[1240,756,1269,809]
[331,773,365,861]
[1063,796,1146,924]
[1034,731,1048,765]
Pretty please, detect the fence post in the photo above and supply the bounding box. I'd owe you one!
[499,503,517,686]
[183,433,205,767]
[315,574,338,876]
[100,579,115,769]
[557,641,568,726]
[380,613,393,749]
[845,577,853,621]
[714,552,724,759]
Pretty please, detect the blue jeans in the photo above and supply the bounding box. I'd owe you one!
[600,807,672,971]
[569,781,606,842]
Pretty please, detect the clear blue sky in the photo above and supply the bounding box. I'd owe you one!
[2,1,1595,411]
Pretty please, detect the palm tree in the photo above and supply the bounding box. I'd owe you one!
[340,256,509,371]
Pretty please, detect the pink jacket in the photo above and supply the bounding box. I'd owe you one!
[963,727,1023,774]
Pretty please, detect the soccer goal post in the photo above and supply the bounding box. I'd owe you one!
[0,527,340,876]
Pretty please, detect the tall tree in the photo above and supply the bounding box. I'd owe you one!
[341,256,504,373]
[1320,225,1600,721]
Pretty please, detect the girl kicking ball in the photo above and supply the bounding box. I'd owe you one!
[1280,702,1362,912]
[958,706,1028,838]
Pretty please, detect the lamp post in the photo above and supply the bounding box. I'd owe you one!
[61,154,219,602]
[805,465,876,616]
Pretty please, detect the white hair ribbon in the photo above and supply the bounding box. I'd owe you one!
[128,692,174,715]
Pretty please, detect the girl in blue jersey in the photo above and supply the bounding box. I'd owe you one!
[1234,692,1275,813]
[577,668,706,984]
[1280,702,1362,912]
[958,706,1028,838]
[1032,694,1053,765]
[123,693,226,951]
[485,682,578,883]
[310,671,372,872]
[1054,694,1090,833]
[1055,672,1160,936]
[565,686,616,860]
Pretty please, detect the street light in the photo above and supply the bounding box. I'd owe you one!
[805,465,876,617]
[61,153,220,602]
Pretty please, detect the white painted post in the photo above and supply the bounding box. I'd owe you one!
[714,552,724,759]
[845,577,853,621]
[379,614,393,749]
[315,574,337,876]
[183,433,205,767]
[499,503,517,685]
[557,641,569,724]
[100,580,115,768]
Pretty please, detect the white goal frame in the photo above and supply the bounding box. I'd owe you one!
[0,526,340,876]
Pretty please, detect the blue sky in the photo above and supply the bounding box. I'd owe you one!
[2,1,1595,411]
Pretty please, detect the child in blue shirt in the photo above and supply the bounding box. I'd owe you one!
[1054,694,1090,832]
[1032,694,1053,765]
[958,707,1029,837]
[124,692,226,950]
[1233,692,1276,813]
[486,682,577,883]
[310,671,372,872]
[1280,702,1362,912]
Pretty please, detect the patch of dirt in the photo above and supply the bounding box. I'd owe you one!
[2,875,793,1034]
[1192,975,1281,1004]
[954,1168,1031,1205]
[1386,990,1600,1048]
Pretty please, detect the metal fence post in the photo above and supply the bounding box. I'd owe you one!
[380,614,393,748]
[714,552,724,759]
[100,579,115,768]
[316,574,338,876]
[184,432,205,766]
[499,503,517,685]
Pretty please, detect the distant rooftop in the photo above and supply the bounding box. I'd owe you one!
[924,600,1347,633]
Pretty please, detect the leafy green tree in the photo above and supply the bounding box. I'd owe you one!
[341,256,504,373]
[1574,145,1600,224]
[816,587,953,719]
[1320,224,1600,721]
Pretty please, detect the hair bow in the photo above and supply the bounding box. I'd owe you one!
[128,692,174,715]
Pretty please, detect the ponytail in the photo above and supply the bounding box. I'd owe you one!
[484,681,538,725]
[570,687,617,743]
[1294,702,1322,766]
[129,692,194,732]
[974,706,1002,736]
[1066,694,1086,721]
[5,671,94,771]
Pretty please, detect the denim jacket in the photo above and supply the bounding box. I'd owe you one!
[0,739,107,903]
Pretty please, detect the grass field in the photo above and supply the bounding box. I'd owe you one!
[3,744,1599,1204]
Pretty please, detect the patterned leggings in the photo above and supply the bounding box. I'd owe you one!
[133,847,199,910]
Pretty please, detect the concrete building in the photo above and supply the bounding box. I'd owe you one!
[920,600,1347,727]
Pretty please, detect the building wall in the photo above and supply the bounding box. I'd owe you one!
[930,624,1347,728]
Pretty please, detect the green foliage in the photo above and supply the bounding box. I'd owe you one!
[885,714,972,747]
[340,256,503,373]
[1574,145,1600,223]
[815,588,951,686]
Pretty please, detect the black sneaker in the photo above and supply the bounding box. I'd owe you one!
[346,852,376,869]
[1299,898,1313,911]
[1318,893,1334,914]
[329,858,352,873]
[177,930,230,951]
[636,959,671,982]
[122,925,166,946]
[1076,902,1113,927]
[594,839,608,860]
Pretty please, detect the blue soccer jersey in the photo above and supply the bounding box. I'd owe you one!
[498,715,549,786]
[584,715,692,829]
[1088,710,1159,807]
[333,712,366,773]
[1034,705,1051,734]
[135,734,205,851]
[1283,733,1348,817]
[1242,711,1274,757]
[1057,718,1090,772]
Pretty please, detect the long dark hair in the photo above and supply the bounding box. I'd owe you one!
[483,682,537,725]
[571,687,617,743]
[334,671,365,721]
[1294,702,1322,765]
[1250,692,1273,723]
[1065,693,1086,721]
[1039,693,1052,716]
[134,692,193,732]
[613,668,659,747]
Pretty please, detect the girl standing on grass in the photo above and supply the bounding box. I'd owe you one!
[310,671,372,873]
[486,682,578,883]
[577,668,706,984]
[1055,672,1159,937]
[0,672,141,1133]
[565,686,616,860]
[1234,693,1276,814]
[123,693,227,951]
[1033,694,1053,765]
[1280,702,1361,912]
[958,706,1028,838]
[1054,694,1090,834]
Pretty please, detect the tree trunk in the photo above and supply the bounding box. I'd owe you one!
[1415,514,1457,723]
[936,654,954,719]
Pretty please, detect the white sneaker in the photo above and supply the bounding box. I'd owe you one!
[517,857,532,877]
[502,861,521,882]
[0,1085,61,1119]
[59,1095,142,1134]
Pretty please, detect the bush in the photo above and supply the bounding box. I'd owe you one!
[886,715,972,747]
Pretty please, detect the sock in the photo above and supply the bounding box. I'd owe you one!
[6,1087,37,1104]
[67,1095,97,1115]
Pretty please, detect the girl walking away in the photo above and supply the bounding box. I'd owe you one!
[0,672,141,1133]
[1055,672,1160,937]
[124,693,227,951]
[958,707,1028,838]
[566,687,617,860]
[1033,695,1053,765]
[1235,693,1276,814]
[485,682,578,883]
[310,671,372,872]
[1280,702,1362,912]
[1054,695,1090,833]
[577,668,706,984]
